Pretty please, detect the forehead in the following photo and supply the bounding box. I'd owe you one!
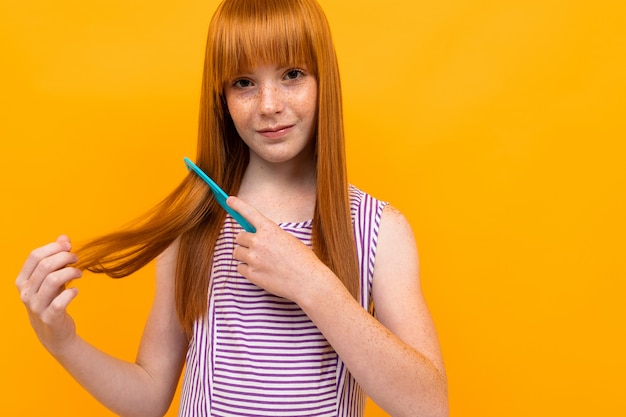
[210,2,317,83]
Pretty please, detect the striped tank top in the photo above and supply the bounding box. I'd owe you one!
[179,185,388,417]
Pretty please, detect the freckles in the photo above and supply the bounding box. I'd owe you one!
[231,95,254,110]
[227,96,255,125]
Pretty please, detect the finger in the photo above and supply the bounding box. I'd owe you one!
[56,234,72,247]
[236,261,251,279]
[26,251,79,295]
[226,196,267,230]
[47,287,79,318]
[232,245,247,263]
[39,287,79,326]
[22,266,82,313]
[37,266,82,303]
[16,238,73,287]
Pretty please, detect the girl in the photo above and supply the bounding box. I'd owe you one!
[15,0,448,416]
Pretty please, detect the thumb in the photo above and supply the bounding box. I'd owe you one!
[226,196,265,230]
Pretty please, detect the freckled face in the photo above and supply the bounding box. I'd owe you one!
[224,64,318,167]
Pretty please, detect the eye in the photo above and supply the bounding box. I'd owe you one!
[284,69,305,80]
[232,78,253,88]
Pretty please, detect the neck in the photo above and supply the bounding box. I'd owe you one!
[237,154,317,224]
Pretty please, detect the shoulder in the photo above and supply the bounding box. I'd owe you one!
[377,204,418,266]
[348,184,389,220]
[372,203,421,312]
[348,184,385,204]
[348,184,411,240]
[381,205,415,239]
[347,186,417,276]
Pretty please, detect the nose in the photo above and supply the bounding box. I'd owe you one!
[258,84,284,115]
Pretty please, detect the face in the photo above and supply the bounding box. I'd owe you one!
[224,64,318,168]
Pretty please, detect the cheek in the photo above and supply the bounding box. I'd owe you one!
[302,87,318,128]
[225,99,249,131]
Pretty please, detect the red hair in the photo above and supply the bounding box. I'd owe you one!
[75,0,359,335]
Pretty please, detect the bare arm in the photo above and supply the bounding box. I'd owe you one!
[298,206,447,417]
[229,198,448,417]
[16,236,188,417]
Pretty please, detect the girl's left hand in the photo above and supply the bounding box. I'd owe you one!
[227,196,331,302]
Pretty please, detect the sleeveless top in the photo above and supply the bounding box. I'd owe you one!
[179,185,388,417]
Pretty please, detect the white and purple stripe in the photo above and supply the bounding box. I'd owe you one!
[179,185,387,417]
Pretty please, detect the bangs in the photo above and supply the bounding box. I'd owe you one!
[209,0,317,87]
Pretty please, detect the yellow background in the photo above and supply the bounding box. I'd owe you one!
[1,0,624,416]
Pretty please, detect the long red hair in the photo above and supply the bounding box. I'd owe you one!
[75,0,359,335]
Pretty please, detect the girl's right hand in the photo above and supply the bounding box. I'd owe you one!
[15,235,83,355]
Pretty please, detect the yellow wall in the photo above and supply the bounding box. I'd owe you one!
[2,0,624,416]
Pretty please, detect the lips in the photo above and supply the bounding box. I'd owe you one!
[257,125,294,139]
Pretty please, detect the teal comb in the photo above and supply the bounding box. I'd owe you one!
[184,157,256,233]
